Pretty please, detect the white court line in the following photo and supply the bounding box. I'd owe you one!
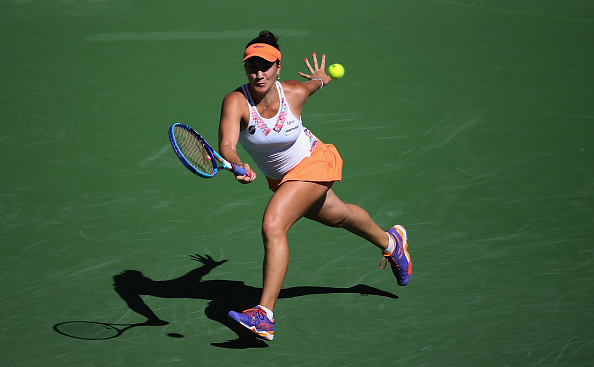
[86,29,310,42]
[425,0,594,23]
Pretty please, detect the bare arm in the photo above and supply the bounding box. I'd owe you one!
[218,91,256,183]
[281,53,334,118]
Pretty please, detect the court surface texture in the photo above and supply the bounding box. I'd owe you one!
[1,0,593,366]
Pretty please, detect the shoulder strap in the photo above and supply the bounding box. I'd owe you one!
[275,81,285,102]
[241,84,256,107]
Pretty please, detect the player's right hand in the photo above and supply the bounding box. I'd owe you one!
[236,163,256,184]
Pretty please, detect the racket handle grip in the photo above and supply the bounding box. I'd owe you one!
[231,165,247,176]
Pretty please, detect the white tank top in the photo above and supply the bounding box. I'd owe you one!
[238,81,318,179]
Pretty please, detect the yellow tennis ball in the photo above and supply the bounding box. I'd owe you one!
[328,63,345,79]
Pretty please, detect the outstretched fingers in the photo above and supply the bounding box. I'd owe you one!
[299,52,326,80]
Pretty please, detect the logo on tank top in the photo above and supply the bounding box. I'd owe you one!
[248,125,256,134]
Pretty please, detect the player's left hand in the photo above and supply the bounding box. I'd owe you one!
[299,52,332,86]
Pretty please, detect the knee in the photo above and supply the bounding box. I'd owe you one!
[261,217,288,244]
[324,216,347,228]
[327,204,368,229]
[314,209,351,228]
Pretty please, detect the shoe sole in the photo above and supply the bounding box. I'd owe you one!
[391,225,411,285]
[228,313,274,341]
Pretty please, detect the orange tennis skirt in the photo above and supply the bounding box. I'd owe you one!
[265,141,343,192]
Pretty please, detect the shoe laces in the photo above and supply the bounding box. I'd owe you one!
[243,307,265,320]
[379,254,400,270]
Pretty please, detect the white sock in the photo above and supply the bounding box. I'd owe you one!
[384,233,395,255]
[258,305,274,320]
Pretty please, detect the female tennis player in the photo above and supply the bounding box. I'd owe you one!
[220,30,411,341]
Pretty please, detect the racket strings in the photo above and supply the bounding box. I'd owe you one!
[173,127,215,175]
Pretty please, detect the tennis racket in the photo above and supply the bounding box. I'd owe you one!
[169,123,247,178]
[53,321,147,340]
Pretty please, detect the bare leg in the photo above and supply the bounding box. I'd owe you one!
[258,182,392,312]
[305,189,390,251]
[258,181,331,311]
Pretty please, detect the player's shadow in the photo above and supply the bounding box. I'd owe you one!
[113,254,398,349]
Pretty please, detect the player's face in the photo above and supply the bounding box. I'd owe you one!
[245,57,280,92]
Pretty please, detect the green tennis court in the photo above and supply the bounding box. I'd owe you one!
[2,0,593,365]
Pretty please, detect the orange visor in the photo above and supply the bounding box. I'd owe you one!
[242,43,281,62]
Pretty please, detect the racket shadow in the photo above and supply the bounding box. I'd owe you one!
[53,321,149,340]
[109,254,398,349]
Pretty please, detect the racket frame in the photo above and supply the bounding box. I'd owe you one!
[168,123,246,178]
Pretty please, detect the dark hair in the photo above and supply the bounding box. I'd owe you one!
[246,30,280,51]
